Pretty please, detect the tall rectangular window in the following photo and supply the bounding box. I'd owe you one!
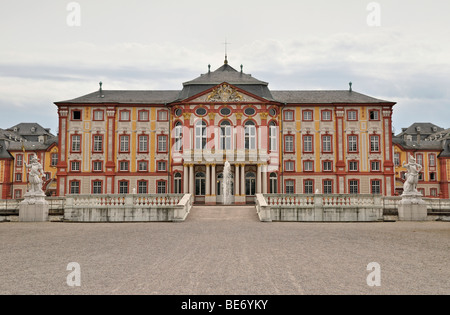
[322,135,332,153]
[284,135,294,152]
[138,110,149,121]
[304,180,314,194]
[138,135,148,153]
[119,181,128,194]
[285,180,295,194]
[303,135,313,153]
[323,180,333,194]
[394,153,400,166]
[71,135,81,152]
[158,135,167,152]
[284,110,294,121]
[370,135,380,152]
[302,110,313,121]
[348,135,358,152]
[371,180,381,194]
[157,181,166,194]
[16,154,23,167]
[70,181,80,194]
[93,161,102,172]
[323,161,333,172]
[92,181,102,194]
[269,124,277,151]
[119,161,129,172]
[138,181,148,194]
[120,135,129,152]
[415,153,423,166]
[304,161,314,172]
[429,154,436,167]
[349,161,358,171]
[138,161,148,172]
[93,135,103,152]
[285,161,295,172]
[51,153,58,166]
[349,180,359,194]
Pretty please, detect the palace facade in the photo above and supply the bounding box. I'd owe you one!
[54,59,397,204]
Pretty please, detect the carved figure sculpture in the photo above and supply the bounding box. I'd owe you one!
[24,154,45,194]
[402,155,422,194]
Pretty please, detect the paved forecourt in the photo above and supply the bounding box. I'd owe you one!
[0,205,449,295]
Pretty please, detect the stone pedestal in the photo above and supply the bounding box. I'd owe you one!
[398,192,427,221]
[19,192,49,222]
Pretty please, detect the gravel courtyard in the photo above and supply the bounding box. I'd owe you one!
[1,206,449,295]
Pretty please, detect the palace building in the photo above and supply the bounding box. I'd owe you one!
[54,58,397,204]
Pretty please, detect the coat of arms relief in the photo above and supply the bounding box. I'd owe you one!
[207,84,244,102]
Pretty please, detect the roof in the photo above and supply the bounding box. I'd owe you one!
[7,123,55,137]
[0,140,13,159]
[56,90,180,105]
[393,137,443,151]
[396,123,444,138]
[7,137,58,152]
[271,90,393,104]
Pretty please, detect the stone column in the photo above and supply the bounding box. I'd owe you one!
[211,164,216,196]
[257,164,262,194]
[262,164,268,194]
[205,163,211,196]
[189,164,194,195]
[235,164,240,196]
[240,164,245,196]
[183,164,189,194]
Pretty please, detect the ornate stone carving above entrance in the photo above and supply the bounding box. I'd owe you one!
[207,84,243,102]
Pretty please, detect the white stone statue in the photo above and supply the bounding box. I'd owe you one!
[402,155,422,195]
[24,154,45,195]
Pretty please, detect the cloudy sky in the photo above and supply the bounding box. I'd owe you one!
[1,0,449,135]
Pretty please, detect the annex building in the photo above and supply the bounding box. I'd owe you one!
[54,58,397,204]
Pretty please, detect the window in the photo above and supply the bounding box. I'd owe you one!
[369,110,379,121]
[93,135,103,152]
[430,188,438,197]
[93,110,103,121]
[195,121,207,150]
[269,108,277,117]
[51,153,58,167]
[285,161,295,172]
[321,110,332,121]
[220,121,232,150]
[370,135,380,152]
[284,135,294,152]
[174,173,182,194]
[138,135,148,153]
[71,135,81,152]
[284,110,294,121]
[15,173,22,182]
[323,161,333,172]
[322,135,332,153]
[269,122,277,152]
[174,122,183,152]
[304,161,314,172]
[349,180,359,194]
[347,110,357,121]
[323,180,333,194]
[429,172,436,181]
[92,181,102,194]
[93,161,102,172]
[71,161,81,172]
[119,161,129,172]
[245,121,256,150]
[138,161,148,172]
[348,135,358,152]
[72,110,81,120]
[371,161,381,172]
[304,180,313,194]
[138,110,149,122]
[220,107,231,116]
[70,181,80,194]
[119,181,128,194]
[195,172,206,196]
[349,161,358,171]
[244,107,256,116]
[158,110,169,121]
[302,110,313,121]
[16,154,23,167]
[394,153,400,166]
[371,180,381,194]
[415,153,423,166]
[245,172,256,196]
[285,180,295,194]
[303,135,313,153]
[158,135,167,152]
[157,161,167,172]
[174,108,182,117]
[157,181,166,194]
[269,173,277,194]
[14,190,22,199]
[429,154,436,167]
[195,108,207,117]
[138,181,148,194]
[120,110,130,121]
[119,135,129,153]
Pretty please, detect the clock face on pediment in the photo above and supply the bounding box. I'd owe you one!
[189,83,262,103]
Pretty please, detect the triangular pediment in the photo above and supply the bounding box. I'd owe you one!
[185,83,269,103]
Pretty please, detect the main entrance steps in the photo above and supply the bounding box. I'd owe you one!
[186,205,259,222]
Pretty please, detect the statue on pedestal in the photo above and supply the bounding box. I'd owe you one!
[24,154,45,195]
[402,155,422,196]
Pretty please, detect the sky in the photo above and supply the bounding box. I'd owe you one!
[1,0,449,135]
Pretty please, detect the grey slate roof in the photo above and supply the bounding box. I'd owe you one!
[396,123,444,140]
[0,140,14,159]
[56,90,180,104]
[7,123,54,138]
[271,90,393,104]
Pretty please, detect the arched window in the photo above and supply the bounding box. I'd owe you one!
[195,120,207,150]
[174,173,182,194]
[245,120,256,150]
[174,121,183,152]
[269,121,277,152]
[270,172,277,194]
[220,120,232,150]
